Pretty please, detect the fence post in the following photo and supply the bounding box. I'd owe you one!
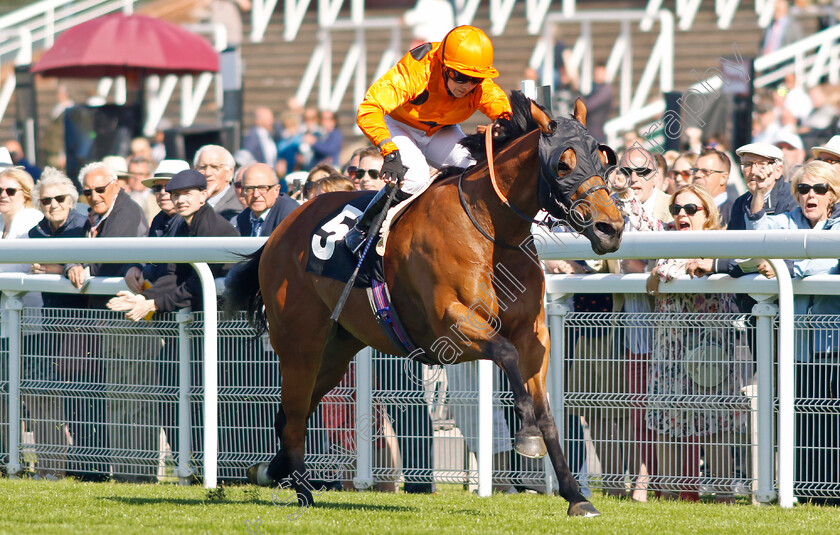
[353,347,374,489]
[545,293,572,494]
[749,294,778,504]
[176,308,194,485]
[767,259,795,508]
[192,262,218,489]
[477,359,493,497]
[3,292,23,478]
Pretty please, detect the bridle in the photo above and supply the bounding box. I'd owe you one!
[458,123,610,249]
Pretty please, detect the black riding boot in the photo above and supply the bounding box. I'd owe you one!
[344,183,410,254]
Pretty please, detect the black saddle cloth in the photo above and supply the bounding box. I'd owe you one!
[305,193,386,288]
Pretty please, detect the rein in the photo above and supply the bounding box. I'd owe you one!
[459,123,591,249]
[483,124,550,228]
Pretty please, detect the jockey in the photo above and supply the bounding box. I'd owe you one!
[344,25,512,253]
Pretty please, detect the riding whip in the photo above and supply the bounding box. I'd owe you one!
[330,181,401,322]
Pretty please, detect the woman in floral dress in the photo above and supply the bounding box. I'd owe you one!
[616,181,742,503]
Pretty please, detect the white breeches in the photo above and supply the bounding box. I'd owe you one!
[385,116,476,194]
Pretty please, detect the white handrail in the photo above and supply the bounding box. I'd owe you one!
[295,18,402,113]
[535,10,673,125]
[754,23,840,88]
[0,0,134,62]
[604,22,840,144]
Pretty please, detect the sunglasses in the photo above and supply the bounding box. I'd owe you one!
[40,194,69,206]
[669,203,706,216]
[445,68,482,85]
[620,166,655,178]
[354,169,380,180]
[82,179,115,198]
[818,157,840,165]
[345,166,358,177]
[796,183,831,195]
[150,184,166,193]
[0,187,19,197]
[672,170,692,178]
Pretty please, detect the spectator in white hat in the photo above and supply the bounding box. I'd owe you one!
[811,135,840,173]
[772,131,805,169]
[726,143,797,231]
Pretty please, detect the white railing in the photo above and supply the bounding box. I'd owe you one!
[1,230,840,506]
[533,10,674,122]
[754,23,840,90]
[0,0,135,126]
[603,19,840,146]
[295,18,402,113]
[0,0,134,60]
[258,0,364,43]
[0,0,226,136]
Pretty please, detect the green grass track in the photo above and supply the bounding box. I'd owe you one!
[1,479,838,534]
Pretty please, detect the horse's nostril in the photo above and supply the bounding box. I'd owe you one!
[595,222,616,238]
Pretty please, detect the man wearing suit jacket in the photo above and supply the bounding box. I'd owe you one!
[194,144,243,221]
[232,163,299,237]
[64,161,151,482]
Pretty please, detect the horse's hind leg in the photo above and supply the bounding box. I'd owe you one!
[260,323,363,504]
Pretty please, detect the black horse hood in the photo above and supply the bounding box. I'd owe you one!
[537,118,614,220]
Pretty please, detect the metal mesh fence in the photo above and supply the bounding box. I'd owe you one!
[793,314,840,502]
[1,304,839,500]
[565,311,756,498]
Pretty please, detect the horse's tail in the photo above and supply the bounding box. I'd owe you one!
[224,244,268,336]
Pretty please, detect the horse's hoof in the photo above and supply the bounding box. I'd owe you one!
[297,486,314,507]
[246,462,276,487]
[514,435,547,458]
[568,501,601,517]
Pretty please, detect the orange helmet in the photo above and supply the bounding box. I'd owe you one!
[440,26,499,79]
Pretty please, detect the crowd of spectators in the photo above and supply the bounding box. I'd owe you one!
[2,0,840,496]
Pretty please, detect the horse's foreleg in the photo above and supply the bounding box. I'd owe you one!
[442,303,545,458]
[530,379,600,516]
[522,326,600,517]
[484,340,547,459]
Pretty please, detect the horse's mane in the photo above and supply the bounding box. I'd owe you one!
[458,90,542,163]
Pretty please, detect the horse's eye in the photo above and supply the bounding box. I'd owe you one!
[556,161,571,173]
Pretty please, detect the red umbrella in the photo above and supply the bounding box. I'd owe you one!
[31,13,219,78]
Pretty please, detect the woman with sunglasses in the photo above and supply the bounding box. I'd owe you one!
[0,167,43,292]
[616,180,743,503]
[0,166,48,476]
[346,25,511,253]
[24,167,87,481]
[745,160,840,504]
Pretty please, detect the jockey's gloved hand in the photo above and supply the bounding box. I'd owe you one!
[380,150,408,186]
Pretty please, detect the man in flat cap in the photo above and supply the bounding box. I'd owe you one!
[109,169,238,320]
[727,143,797,231]
[108,169,238,479]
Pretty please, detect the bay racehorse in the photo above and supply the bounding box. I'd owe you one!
[225,91,624,516]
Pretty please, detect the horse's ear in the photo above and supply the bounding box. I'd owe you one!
[573,98,587,126]
[529,100,556,135]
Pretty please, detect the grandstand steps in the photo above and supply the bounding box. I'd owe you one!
[0,0,824,166]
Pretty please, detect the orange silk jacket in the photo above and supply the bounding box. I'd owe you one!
[356,42,511,156]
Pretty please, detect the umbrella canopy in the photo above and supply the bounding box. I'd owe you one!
[31,13,219,78]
